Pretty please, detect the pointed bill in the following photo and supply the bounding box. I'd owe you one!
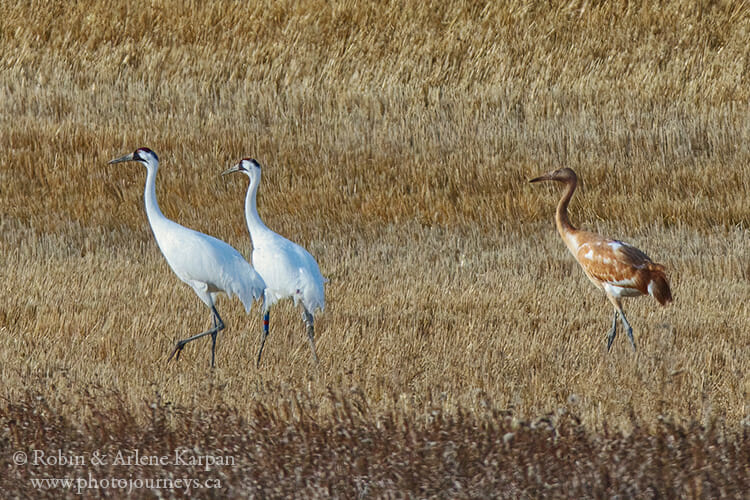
[108,152,136,165]
[529,172,554,183]
[221,163,242,176]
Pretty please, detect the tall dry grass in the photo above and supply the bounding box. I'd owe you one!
[1,390,748,498]
[0,0,749,493]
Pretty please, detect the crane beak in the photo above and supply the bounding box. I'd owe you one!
[529,173,551,183]
[221,164,242,176]
[108,152,136,165]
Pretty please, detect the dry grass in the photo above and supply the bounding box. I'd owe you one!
[1,0,749,496]
[1,390,748,498]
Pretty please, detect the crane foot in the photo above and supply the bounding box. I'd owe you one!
[167,341,187,363]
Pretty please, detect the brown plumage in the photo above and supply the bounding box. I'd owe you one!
[530,167,672,351]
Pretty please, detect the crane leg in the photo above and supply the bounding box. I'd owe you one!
[604,295,636,353]
[168,306,225,366]
[606,311,618,352]
[210,314,219,368]
[620,310,636,352]
[256,311,270,368]
[303,309,319,365]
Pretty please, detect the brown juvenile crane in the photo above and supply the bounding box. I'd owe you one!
[530,168,672,351]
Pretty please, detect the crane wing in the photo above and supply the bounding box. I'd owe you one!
[154,220,265,312]
[575,237,653,293]
[252,233,326,313]
[214,244,266,312]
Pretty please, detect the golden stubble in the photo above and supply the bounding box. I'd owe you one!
[0,0,748,430]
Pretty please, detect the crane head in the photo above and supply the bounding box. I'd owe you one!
[529,167,577,184]
[221,158,261,178]
[108,148,159,168]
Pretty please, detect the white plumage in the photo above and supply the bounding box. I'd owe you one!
[223,158,326,366]
[109,148,265,367]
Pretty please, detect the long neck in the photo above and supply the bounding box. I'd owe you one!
[143,165,168,228]
[244,175,270,244]
[555,178,578,238]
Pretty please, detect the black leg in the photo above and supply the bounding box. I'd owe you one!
[210,313,218,368]
[168,305,225,365]
[606,310,618,352]
[303,310,319,365]
[620,310,636,352]
[256,310,270,368]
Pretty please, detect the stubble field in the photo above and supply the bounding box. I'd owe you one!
[0,1,748,497]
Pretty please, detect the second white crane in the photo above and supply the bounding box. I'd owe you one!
[222,158,326,367]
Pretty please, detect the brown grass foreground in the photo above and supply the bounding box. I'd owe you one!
[1,0,749,496]
[0,390,748,498]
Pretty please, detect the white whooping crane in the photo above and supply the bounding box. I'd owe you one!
[108,148,266,367]
[222,158,326,367]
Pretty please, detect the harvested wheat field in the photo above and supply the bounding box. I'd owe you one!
[1,0,749,497]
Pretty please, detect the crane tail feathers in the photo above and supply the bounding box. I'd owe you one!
[235,276,266,313]
[648,266,672,306]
